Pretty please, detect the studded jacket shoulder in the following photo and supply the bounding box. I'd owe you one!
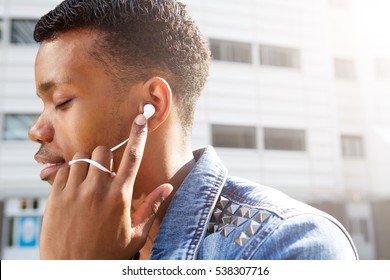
[149,146,359,260]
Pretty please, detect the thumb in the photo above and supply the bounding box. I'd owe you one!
[131,184,173,234]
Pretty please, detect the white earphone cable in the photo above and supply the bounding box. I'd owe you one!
[68,104,155,177]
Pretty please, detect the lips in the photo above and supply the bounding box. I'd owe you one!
[34,155,66,182]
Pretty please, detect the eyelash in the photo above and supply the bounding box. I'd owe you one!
[55,99,72,110]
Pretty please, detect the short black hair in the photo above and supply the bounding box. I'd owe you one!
[34,0,210,134]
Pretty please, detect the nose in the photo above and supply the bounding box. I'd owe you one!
[28,114,54,144]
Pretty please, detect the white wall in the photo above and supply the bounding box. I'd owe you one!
[1,0,389,259]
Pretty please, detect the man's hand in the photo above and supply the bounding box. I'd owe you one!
[39,114,173,259]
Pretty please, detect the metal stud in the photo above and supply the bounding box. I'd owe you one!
[222,216,231,225]
[207,221,221,234]
[256,210,271,223]
[218,196,230,210]
[217,222,226,230]
[208,222,216,232]
[246,220,261,235]
[237,206,250,217]
[226,203,240,215]
[244,209,258,218]
[213,208,222,220]
[232,216,247,227]
[221,225,235,237]
[235,232,250,246]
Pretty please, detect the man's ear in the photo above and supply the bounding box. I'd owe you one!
[141,77,172,132]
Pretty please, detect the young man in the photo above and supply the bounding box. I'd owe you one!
[29,0,358,260]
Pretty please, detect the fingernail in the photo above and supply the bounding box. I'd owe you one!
[162,185,174,201]
[135,114,147,129]
[109,158,114,172]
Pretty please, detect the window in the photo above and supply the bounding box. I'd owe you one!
[264,128,306,151]
[259,45,301,69]
[375,59,390,79]
[0,18,3,41]
[210,39,252,64]
[334,58,356,80]
[2,114,38,141]
[212,124,257,149]
[341,135,365,158]
[348,218,369,243]
[11,19,38,44]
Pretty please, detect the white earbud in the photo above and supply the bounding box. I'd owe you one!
[143,103,156,120]
[109,104,155,152]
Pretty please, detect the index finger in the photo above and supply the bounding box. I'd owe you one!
[115,114,148,192]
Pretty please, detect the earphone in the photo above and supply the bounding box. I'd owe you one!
[110,103,155,152]
[68,104,156,176]
[143,103,156,120]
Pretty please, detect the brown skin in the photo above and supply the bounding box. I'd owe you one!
[29,29,195,259]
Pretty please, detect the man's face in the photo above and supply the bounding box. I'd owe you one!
[29,29,140,185]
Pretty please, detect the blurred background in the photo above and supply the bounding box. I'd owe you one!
[0,0,389,259]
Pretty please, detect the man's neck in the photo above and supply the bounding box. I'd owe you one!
[134,137,195,195]
[132,128,195,259]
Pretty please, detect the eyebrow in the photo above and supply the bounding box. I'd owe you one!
[37,81,55,96]
[36,79,73,98]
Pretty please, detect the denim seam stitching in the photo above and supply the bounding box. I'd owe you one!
[185,166,227,259]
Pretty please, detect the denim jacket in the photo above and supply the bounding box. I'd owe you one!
[149,146,358,260]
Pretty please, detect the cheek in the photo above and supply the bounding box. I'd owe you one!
[65,111,120,156]
[55,119,95,160]
[55,98,128,160]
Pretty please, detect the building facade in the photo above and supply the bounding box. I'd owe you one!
[0,0,389,259]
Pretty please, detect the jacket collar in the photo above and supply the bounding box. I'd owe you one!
[149,146,228,259]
